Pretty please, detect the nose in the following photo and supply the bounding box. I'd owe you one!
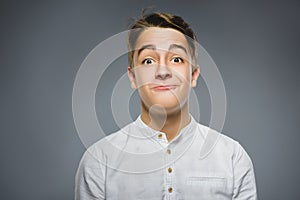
[155,64,172,80]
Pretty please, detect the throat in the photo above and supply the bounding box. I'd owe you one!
[140,104,191,142]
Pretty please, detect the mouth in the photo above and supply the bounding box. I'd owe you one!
[151,85,178,91]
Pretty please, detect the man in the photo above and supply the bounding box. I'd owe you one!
[75,11,257,199]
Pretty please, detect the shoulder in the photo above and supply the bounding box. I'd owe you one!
[195,123,250,160]
[84,122,135,158]
[196,123,239,146]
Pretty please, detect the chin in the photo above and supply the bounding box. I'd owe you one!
[143,99,188,115]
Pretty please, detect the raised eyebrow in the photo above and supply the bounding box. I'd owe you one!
[137,44,156,57]
[168,44,188,54]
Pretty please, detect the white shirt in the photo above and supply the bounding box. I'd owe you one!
[75,116,257,200]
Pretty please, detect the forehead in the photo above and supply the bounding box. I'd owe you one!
[134,27,189,52]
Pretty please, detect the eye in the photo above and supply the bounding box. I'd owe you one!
[142,58,155,65]
[171,57,184,63]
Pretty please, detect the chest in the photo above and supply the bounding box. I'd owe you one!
[105,155,234,200]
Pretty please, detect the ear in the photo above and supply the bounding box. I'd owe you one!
[191,66,200,88]
[127,66,137,89]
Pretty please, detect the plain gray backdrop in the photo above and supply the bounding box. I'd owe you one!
[1,0,299,199]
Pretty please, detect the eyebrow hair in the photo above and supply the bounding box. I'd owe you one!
[168,44,187,54]
[137,44,156,57]
[137,43,188,57]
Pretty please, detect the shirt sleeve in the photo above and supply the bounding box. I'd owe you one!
[232,143,258,200]
[75,147,106,200]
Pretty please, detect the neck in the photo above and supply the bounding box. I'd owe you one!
[140,102,191,142]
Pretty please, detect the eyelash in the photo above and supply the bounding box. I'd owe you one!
[142,58,154,65]
[142,57,184,65]
[171,57,184,63]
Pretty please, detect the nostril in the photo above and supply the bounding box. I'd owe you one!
[156,73,172,80]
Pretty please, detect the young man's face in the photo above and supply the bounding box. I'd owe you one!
[128,27,200,114]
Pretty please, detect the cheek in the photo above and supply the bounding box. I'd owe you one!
[134,67,156,86]
[135,73,150,87]
[173,68,191,83]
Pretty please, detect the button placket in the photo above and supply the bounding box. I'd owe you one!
[165,145,174,197]
[157,132,169,146]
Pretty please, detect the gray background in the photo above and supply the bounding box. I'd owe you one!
[1,0,299,199]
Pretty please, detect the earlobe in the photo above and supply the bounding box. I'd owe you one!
[127,66,137,89]
[191,66,200,88]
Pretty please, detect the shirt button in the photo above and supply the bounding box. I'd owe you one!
[166,149,171,154]
[168,187,173,193]
[158,133,163,139]
[168,167,172,173]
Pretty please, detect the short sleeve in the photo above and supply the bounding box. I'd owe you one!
[75,147,106,200]
[232,143,258,199]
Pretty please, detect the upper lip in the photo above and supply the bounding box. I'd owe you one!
[150,84,179,89]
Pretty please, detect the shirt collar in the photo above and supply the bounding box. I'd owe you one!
[133,114,197,144]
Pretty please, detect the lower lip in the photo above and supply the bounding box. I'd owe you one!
[153,86,177,91]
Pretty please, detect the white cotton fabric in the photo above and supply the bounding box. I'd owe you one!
[75,116,257,200]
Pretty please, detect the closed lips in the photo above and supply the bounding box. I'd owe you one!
[152,85,178,90]
[149,83,179,88]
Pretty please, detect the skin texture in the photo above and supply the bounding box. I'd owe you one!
[128,27,200,142]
